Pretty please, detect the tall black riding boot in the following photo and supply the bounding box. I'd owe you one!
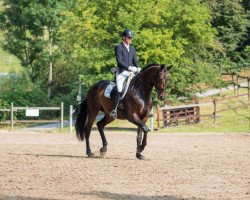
[110,92,122,118]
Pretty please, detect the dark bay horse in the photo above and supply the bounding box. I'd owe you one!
[75,64,171,159]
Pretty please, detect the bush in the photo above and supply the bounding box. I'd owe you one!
[0,71,51,120]
[0,99,9,121]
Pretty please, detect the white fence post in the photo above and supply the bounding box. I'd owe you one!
[150,109,154,131]
[10,102,14,131]
[69,105,73,133]
[60,102,64,130]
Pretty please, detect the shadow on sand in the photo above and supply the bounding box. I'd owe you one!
[8,153,83,159]
[74,191,200,200]
[92,127,137,132]
[1,195,59,200]
[8,153,140,161]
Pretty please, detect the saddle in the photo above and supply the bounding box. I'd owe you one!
[104,68,135,100]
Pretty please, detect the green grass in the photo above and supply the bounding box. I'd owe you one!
[156,91,250,133]
[0,2,22,73]
[0,50,22,73]
[0,33,22,73]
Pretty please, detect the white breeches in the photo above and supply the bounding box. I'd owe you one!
[116,70,131,93]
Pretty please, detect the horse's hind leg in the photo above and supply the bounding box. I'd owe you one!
[97,115,114,157]
[85,109,99,157]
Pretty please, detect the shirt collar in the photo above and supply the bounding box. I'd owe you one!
[123,42,129,50]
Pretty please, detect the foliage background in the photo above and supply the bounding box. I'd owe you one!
[0,0,249,120]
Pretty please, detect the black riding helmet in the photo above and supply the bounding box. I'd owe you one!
[122,29,134,38]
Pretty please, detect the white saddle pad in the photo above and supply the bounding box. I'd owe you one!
[104,73,135,100]
[104,81,116,98]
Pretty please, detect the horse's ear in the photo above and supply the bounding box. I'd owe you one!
[166,65,173,71]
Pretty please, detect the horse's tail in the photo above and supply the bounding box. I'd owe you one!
[75,99,88,141]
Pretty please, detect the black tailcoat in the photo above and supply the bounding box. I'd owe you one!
[115,43,140,73]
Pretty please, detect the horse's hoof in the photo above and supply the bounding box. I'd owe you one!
[100,147,107,157]
[136,153,145,160]
[87,153,95,158]
[100,151,106,157]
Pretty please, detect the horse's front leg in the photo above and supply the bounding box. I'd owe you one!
[136,127,144,159]
[140,130,148,152]
[129,114,149,159]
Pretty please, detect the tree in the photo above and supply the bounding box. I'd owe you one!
[0,0,223,101]
[60,0,218,96]
[202,0,249,64]
[241,0,250,61]
[0,0,68,97]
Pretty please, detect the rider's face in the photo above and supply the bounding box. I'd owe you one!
[123,36,132,45]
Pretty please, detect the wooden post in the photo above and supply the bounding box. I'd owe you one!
[192,96,200,123]
[69,105,73,133]
[60,102,64,130]
[173,109,177,125]
[157,106,160,129]
[196,106,200,123]
[10,102,14,131]
[213,98,216,123]
[184,108,188,124]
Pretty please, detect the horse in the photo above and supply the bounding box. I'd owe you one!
[75,63,171,159]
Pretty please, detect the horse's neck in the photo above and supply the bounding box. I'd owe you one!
[134,67,158,99]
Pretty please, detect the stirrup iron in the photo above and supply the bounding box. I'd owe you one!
[110,109,117,118]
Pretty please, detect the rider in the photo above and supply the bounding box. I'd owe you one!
[110,29,140,118]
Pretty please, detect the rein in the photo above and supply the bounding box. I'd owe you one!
[138,76,153,90]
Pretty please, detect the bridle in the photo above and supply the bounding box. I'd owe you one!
[137,68,167,93]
